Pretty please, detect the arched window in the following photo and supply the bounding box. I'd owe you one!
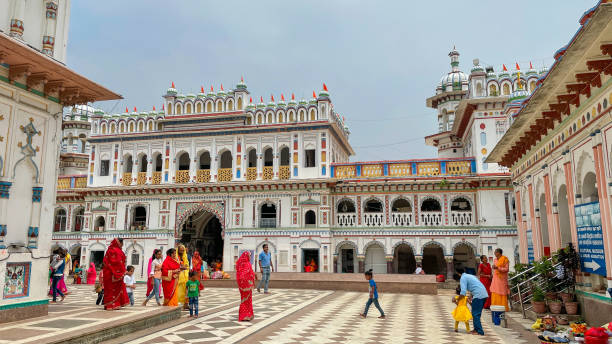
[246,115,253,125]
[364,199,383,212]
[421,198,441,212]
[148,121,153,131]
[260,203,276,228]
[177,152,190,170]
[237,97,243,110]
[196,102,203,113]
[139,154,148,172]
[220,151,232,169]
[176,104,182,115]
[153,153,162,172]
[392,198,412,212]
[132,206,147,228]
[451,197,471,211]
[502,83,510,95]
[267,112,273,124]
[337,199,356,213]
[257,113,263,124]
[127,122,133,132]
[54,208,67,232]
[309,109,316,121]
[216,100,223,112]
[185,103,192,114]
[277,112,284,123]
[110,123,116,133]
[288,111,295,122]
[305,210,316,226]
[73,207,84,232]
[280,147,290,166]
[227,99,234,111]
[529,80,536,92]
[489,84,498,96]
[137,122,144,132]
[119,122,126,133]
[299,109,305,122]
[101,123,107,134]
[476,83,483,97]
[124,155,133,173]
[264,148,273,167]
[247,149,257,167]
[94,216,105,231]
[157,123,163,131]
[206,102,212,113]
[199,151,211,169]
[167,103,173,115]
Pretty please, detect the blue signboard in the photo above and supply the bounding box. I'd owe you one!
[575,201,607,276]
[526,229,534,263]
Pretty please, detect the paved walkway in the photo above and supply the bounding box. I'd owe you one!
[0,285,540,343]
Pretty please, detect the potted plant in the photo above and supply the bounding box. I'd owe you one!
[532,285,547,314]
[548,296,563,314]
[564,293,579,315]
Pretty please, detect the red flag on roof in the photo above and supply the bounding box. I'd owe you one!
[281,94,285,101]
[153,106,156,111]
[312,91,316,98]
[502,64,508,72]
[134,107,137,112]
[201,86,204,93]
[323,83,328,91]
[260,96,264,103]
[241,76,244,82]
[221,84,224,91]
[249,97,252,103]
[271,94,275,102]
[210,86,213,92]
[291,93,295,100]
[529,61,533,69]
[125,107,128,113]
[162,104,165,110]
[515,62,520,70]
[171,81,175,88]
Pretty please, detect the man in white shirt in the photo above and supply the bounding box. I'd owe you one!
[124,265,136,306]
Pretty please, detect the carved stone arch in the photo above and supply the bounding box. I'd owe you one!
[205,99,214,113]
[419,195,441,209]
[195,100,204,113]
[226,98,234,111]
[287,109,296,122]
[452,240,478,255]
[51,242,68,252]
[551,167,566,203]
[391,195,412,208]
[68,243,82,256]
[575,150,594,195]
[363,240,386,254]
[449,194,474,211]
[334,240,358,255]
[124,242,145,254]
[392,240,416,253]
[12,155,39,183]
[265,111,275,124]
[256,240,277,253]
[335,197,356,212]
[421,240,446,256]
[362,195,384,209]
[88,242,106,252]
[299,238,321,248]
[276,109,285,123]
[174,201,226,237]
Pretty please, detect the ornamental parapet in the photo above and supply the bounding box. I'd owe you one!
[331,157,476,180]
[57,175,87,190]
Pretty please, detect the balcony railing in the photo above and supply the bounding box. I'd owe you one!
[122,172,132,186]
[337,213,357,227]
[279,165,290,180]
[176,170,190,183]
[137,172,147,185]
[130,221,147,230]
[363,213,384,227]
[259,218,276,228]
[420,212,442,226]
[152,172,162,184]
[332,158,476,179]
[197,169,211,183]
[451,211,473,226]
[57,175,87,190]
[218,168,232,182]
[246,167,257,181]
[263,166,274,180]
[391,212,412,226]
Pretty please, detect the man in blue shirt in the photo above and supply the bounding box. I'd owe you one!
[456,267,488,335]
[257,244,273,293]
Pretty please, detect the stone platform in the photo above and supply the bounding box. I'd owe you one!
[204,272,437,294]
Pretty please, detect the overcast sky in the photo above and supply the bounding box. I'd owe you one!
[68,0,595,161]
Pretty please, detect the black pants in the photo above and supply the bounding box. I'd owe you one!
[96,290,104,305]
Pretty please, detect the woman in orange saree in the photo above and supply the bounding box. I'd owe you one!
[236,251,255,321]
[103,238,130,310]
[490,248,510,311]
[161,248,180,306]
[477,255,493,309]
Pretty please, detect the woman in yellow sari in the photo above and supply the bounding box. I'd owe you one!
[176,244,190,310]
[490,248,510,311]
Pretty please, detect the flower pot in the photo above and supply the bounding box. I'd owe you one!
[559,292,572,303]
[533,301,547,314]
[546,292,558,301]
[549,301,563,314]
[564,301,579,315]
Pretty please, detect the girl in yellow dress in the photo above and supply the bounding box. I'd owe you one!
[452,286,473,333]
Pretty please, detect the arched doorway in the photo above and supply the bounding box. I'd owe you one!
[453,243,476,275]
[365,243,386,274]
[393,243,416,273]
[70,245,82,270]
[336,242,356,273]
[180,210,223,269]
[538,194,551,256]
[422,242,445,275]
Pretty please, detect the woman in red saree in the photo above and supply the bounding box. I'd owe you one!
[192,251,204,291]
[477,255,493,309]
[86,263,97,285]
[161,248,180,306]
[236,251,256,321]
[102,238,130,310]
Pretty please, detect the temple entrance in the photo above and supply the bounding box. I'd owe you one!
[365,243,386,274]
[453,243,476,275]
[336,242,356,273]
[422,243,446,275]
[302,249,319,272]
[180,210,223,268]
[90,251,104,269]
[393,244,416,274]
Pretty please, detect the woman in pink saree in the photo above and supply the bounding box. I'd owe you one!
[86,263,97,284]
[236,251,256,321]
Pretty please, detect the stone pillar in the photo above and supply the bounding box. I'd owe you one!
[515,190,528,263]
[386,256,394,274]
[9,0,26,38]
[357,255,365,273]
[592,142,612,279]
[562,160,578,246]
[42,1,58,56]
[528,183,544,260]
[0,182,11,249]
[543,174,561,251]
[446,256,454,280]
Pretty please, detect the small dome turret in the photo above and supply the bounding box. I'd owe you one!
[278,94,286,107]
[207,86,215,97]
[246,97,255,110]
[166,82,177,96]
[438,47,468,92]
[257,96,266,109]
[318,83,330,98]
[218,84,226,97]
[198,86,206,98]
[236,76,247,91]
[288,93,297,106]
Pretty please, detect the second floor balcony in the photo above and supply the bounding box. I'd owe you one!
[332,158,476,179]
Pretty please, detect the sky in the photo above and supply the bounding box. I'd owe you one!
[68,0,595,161]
